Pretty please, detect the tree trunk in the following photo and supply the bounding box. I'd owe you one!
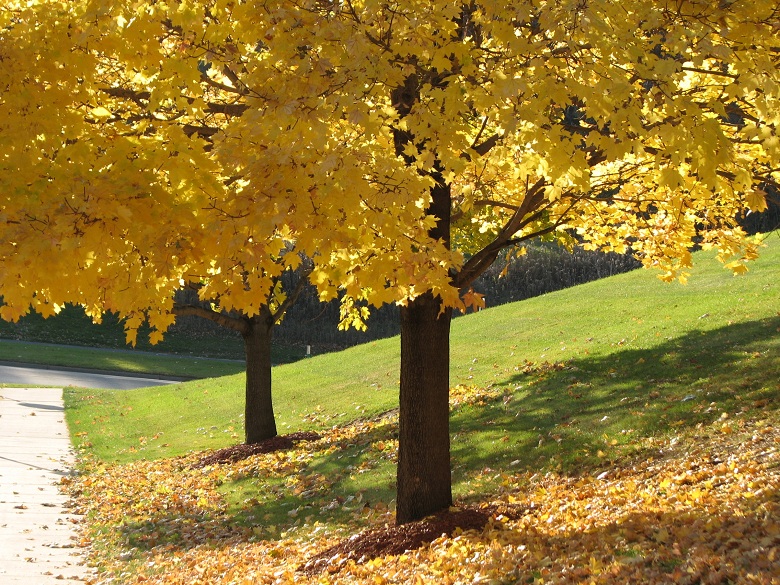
[242,310,277,443]
[395,171,453,524]
[396,292,453,524]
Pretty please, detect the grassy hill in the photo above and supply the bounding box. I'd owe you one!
[62,235,780,584]
[66,235,779,464]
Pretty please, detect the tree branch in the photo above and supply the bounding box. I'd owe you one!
[680,65,738,79]
[461,133,502,161]
[454,177,548,288]
[269,260,314,325]
[172,304,249,334]
[472,133,501,156]
[100,87,248,116]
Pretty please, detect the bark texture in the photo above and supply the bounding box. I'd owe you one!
[397,292,453,524]
[242,309,277,443]
[391,69,456,523]
[396,175,453,524]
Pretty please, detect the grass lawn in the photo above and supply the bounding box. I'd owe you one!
[63,235,780,584]
[0,340,244,379]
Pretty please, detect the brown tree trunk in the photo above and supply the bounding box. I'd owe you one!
[396,292,453,524]
[242,309,277,443]
[396,173,453,524]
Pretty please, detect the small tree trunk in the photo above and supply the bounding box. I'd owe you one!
[242,310,277,443]
[396,292,453,524]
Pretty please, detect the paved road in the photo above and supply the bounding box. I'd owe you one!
[0,387,92,584]
[0,363,180,389]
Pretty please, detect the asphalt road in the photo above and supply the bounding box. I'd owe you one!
[0,363,180,389]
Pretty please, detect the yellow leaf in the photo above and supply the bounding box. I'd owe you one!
[747,189,768,212]
[148,329,165,345]
[724,261,749,275]
[461,288,486,312]
[90,106,113,120]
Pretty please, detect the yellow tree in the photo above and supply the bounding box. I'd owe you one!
[0,2,310,444]
[2,0,778,524]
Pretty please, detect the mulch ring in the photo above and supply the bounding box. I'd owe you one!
[298,502,526,576]
[190,432,322,468]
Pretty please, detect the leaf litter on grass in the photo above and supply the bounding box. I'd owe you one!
[191,432,322,468]
[68,386,780,585]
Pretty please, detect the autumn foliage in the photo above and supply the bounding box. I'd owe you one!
[4,0,780,529]
[1,0,776,337]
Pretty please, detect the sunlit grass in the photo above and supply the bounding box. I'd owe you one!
[61,236,779,541]
[66,236,779,470]
[0,340,244,378]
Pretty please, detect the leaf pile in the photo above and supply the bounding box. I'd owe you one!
[298,504,526,576]
[191,432,321,468]
[68,407,780,585]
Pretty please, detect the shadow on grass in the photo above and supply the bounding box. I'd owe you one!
[115,455,780,582]
[115,420,400,555]
[225,420,400,533]
[450,316,780,480]
[115,317,779,556]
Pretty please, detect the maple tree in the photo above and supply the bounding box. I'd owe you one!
[0,3,307,444]
[2,0,779,525]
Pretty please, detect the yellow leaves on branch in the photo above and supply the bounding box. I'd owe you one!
[1,0,779,333]
[747,189,769,213]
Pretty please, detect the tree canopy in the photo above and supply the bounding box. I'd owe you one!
[2,0,775,324]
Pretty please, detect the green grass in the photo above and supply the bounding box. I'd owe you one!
[64,337,401,462]
[65,235,780,528]
[0,340,244,379]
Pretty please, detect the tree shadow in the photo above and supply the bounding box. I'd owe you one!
[18,401,65,411]
[114,433,780,583]
[115,417,400,555]
[448,316,780,479]
[442,486,780,583]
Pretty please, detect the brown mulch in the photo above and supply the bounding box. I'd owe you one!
[191,432,321,468]
[298,503,526,576]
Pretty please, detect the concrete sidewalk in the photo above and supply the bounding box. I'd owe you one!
[0,388,92,584]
